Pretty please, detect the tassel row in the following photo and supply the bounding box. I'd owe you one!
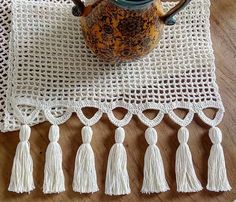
[8,125,231,194]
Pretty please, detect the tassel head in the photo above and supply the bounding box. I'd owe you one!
[19,124,31,141]
[82,126,93,143]
[177,127,189,144]
[145,127,157,145]
[209,127,222,144]
[115,127,125,143]
[48,124,59,142]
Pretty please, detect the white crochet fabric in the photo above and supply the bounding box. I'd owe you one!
[2,0,232,195]
[1,0,224,131]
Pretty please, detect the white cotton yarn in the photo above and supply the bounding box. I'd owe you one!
[2,0,231,195]
[73,126,99,193]
[43,125,65,194]
[8,125,35,193]
[105,127,130,195]
[0,0,224,131]
[141,127,169,193]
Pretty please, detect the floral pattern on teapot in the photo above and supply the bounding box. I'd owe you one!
[72,0,192,63]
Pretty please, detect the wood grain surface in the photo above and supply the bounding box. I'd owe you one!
[0,0,235,201]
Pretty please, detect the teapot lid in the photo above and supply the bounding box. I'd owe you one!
[111,0,154,10]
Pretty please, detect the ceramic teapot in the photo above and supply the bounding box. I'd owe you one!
[72,0,191,63]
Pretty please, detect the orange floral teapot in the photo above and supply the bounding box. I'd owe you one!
[72,0,191,63]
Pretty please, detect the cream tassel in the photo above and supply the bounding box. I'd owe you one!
[207,127,231,191]
[141,127,170,193]
[73,126,99,193]
[8,124,35,193]
[175,127,202,192]
[105,127,130,195]
[43,125,65,194]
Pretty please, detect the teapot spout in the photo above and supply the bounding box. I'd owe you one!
[72,0,101,17]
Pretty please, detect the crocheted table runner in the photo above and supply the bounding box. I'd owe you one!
[0,0,231,195]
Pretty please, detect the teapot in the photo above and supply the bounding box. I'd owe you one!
[72,0,191,63]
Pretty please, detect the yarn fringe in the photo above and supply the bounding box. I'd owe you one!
[8,124,232,194]
[141,128,169,193]
[43,125,65,194]
[73,126,99,193]
[105,127,130,195]
[207,127,231,192]
[8,124,35,193]
[175,127,202,192]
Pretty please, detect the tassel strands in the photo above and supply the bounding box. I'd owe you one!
[73,126,99,193]
[207,127,231,191]
[8,124,35,193]
[175,127,202,192]
[141,127,169,193]
[105,127,130,195]
[43,125,65,194]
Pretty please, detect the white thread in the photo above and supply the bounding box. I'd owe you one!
[1,0,228,195]
[8,124,35,193]
[43,125,65,194]
[0,0,229,195]
[141,127,169,193]
[207,127,231,192]
[73,126,99,193]
[1,0,224,132]
[105,127,130,195]
[175,127,202,192]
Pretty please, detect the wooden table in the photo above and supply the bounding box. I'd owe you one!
[0,0,235,201]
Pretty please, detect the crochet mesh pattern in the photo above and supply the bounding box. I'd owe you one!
[1,0,224,131]
[0,0,11,129]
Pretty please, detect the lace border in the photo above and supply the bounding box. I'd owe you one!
[4,98,224,130]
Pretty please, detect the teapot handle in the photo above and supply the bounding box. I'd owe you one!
[161,0,192,25]
[72,0,86,16]
[72,0,103,17]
